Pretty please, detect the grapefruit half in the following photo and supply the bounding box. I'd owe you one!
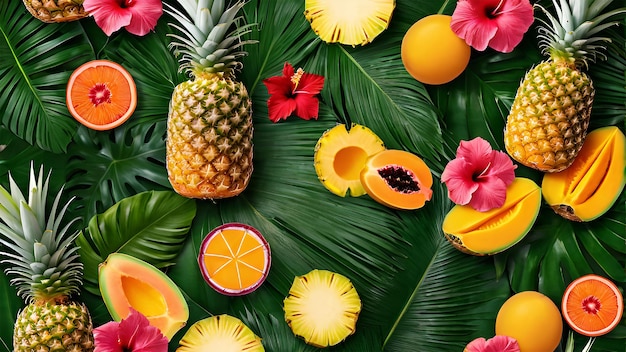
[198,223,271,296]
[66,60,137,130]
[562,274,624,337]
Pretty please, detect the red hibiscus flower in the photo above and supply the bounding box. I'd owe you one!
[450,0,534,53]
[84,0,163,37]
[263,62,325,122]
[93,308,168,352]
[441,137,517,212]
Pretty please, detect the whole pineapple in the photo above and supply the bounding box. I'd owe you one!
[22,0,88,23]
[0,164,94,351]
[165,0,256,199]
[504,0,625,172]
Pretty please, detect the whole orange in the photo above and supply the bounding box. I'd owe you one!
[495,291,563,352]
[401,14,471,85]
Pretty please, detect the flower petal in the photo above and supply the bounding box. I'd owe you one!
[451,0,498,51]
[484,150,517,186]
[456,137,492,171]
[469,176,508,212]
[124,0,163,36]
[441,158,479,206]
[263,76,293,96]
[117,309,168,351]
[488,0,534,52]
[465,336,521,352]
[83,0,132,37]
[282,62,295,78]
[93,321,124,352]
[296,73,325,95]
[267,95,297,122]
[293,94,320,120]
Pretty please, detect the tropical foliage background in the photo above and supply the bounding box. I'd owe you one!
[0,0,624,351]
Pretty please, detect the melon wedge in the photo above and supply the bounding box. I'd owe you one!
[442,178,541,255]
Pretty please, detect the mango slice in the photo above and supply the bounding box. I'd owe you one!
[442,178,541,255]
[542,126,625,222]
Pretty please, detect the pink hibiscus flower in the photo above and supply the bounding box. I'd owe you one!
[450,0,534,53]
[465,335,521,352]
[441,137,517,212]
[263,62,325,123]
[93,308,168,352]
[84,0,163,37]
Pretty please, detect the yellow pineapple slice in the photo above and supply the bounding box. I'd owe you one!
[283,269,361,348]
[314,123,385,197]
[304,0,395,46]
[177,314,264,352]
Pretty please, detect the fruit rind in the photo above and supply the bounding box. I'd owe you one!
[542,126,626,222]
[99,252,189,340]
[442,178,541,255]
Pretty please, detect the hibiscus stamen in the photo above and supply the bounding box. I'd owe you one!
[490,0,505,17]
[291,68,305,92]
[474,161,492,181]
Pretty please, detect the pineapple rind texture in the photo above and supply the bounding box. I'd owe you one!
[22,0,88,23]
[504,60,594,173]
[13,301,94,352]
[167,74,253,199]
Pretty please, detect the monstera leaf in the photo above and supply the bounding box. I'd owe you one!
[0,0,91,153]
[76,190,196,295]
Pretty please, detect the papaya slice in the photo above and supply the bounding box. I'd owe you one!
[360,149,433,210]
[99,253,189,340]
[442,178,541,255]
[542,126,625,222]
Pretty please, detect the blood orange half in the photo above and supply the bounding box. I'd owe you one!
[562,274,624,337]
[198,223,271,296]
[66,60,137,130]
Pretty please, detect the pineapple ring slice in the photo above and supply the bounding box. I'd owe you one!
[284,269,362,348]
[304,0,395,46]
[177,314,264,351]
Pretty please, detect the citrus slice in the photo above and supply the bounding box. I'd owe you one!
[198,223,271,296]
[562,274,624,337]
[66,60,137,130]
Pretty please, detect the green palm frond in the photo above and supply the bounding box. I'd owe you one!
[0,1,92,153]
[76,190,196,294]
[0,271,20,352]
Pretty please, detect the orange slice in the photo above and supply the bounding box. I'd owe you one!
[198,223,271,296]
[562,274,624,337]
[66,60,137,130]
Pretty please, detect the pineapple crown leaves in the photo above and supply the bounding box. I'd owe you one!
[165,0,258,77]
[535,0,626,66]
[0,164,83,302]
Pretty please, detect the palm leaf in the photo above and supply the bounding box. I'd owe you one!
[0,271,21,352]
[76,190,196,294]
[0,1,92,153]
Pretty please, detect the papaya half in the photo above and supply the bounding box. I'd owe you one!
[99,253,189,340]
[542,126,625,222]
[442,177,541,255]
